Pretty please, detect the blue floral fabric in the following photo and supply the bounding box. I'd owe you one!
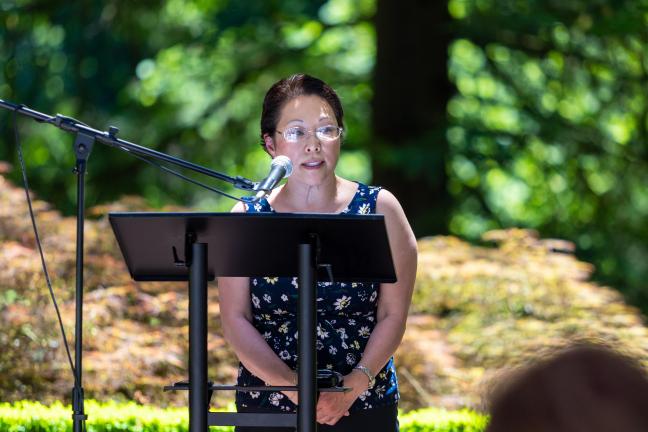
[235,182,399,413]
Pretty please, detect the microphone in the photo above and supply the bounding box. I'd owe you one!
[254,155,293,201]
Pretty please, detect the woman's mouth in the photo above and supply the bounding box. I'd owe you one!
[301,160,324,169]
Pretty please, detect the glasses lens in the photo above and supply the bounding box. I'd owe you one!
[316,126,341,141]
[284,127,305,142]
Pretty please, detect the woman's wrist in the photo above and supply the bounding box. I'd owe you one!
[283,369,297,386]
[346,369,370,393]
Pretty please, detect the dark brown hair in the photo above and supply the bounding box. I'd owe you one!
[486,344,648,432]
[260,74,344,151]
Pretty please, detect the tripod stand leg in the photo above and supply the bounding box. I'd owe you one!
[189,242,208,432]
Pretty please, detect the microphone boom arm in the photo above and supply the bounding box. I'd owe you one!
[0,98,257,191]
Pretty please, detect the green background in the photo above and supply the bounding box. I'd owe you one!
[1,0,646,311]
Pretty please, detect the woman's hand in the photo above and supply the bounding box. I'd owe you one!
[315,369,369,425]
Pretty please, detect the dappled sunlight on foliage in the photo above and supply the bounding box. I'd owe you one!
[0,0,375,214]
[2,167,647,414]
[447,0,648,307]
[0,168,237,407]
[396,227,648,411]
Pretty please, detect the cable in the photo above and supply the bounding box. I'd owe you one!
[124,148,248,202]
[12,109,77,381]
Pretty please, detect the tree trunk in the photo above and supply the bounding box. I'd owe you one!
[372,0,453,236]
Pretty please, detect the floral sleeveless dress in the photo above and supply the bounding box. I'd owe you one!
[235,182,399,413]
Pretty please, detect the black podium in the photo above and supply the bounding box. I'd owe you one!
[109,212,396,432]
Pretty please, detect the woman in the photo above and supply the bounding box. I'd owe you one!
[218,74,417,432]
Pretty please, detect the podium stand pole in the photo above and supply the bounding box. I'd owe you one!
[298,241,317,432]
[189,242,208,432]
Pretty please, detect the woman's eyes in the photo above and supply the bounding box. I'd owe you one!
[286,127,306,137]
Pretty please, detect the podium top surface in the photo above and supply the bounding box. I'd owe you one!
[109,212,396,283]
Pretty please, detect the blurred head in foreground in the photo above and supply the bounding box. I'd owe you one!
[486,344,648,432]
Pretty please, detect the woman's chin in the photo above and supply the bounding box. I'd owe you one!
[292,169,334,186]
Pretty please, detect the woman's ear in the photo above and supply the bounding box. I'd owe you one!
[263,134,276,157]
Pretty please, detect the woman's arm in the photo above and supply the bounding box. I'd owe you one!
[217,202,297,398]
[316,189,418,425]
[350,188,418,377]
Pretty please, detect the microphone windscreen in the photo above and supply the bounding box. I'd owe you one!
[272,155,293,177]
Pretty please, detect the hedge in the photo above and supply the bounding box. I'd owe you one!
[0,401,487,432]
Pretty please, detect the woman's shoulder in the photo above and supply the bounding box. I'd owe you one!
[375,187,399,211]
[374,187,413,229]
[231,201,247,213]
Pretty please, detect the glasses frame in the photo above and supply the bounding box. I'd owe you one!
[276,125,344,143]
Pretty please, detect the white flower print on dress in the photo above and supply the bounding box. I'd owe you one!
[251,294,260,309]
[291,277,298,289]
[279,350,291,360]
[358,390,371,401]
[369,291,378,302]
[269,393,284,406]
[250,391,260,399]
[334,295,351,310]
[278,323,290,334]
[374,385,386,398]
[273,308,287,315]
[358,203,370,214]
[317,325,329,339]
[358,326,371,338]
[328,345,338,355]
[263,293,272,303]
[337,327,349,349]
[281,294,288,302]
[264,277,278,284]
[346,353,356,365]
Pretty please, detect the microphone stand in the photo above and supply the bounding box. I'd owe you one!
[0,98,256,432]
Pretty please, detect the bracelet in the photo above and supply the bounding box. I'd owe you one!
[353,364,375,389]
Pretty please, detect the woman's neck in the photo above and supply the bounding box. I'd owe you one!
[272,176,343,213]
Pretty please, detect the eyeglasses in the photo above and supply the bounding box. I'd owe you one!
[276,125,343,143]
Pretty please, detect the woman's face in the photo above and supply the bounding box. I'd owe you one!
[265,94,341,187]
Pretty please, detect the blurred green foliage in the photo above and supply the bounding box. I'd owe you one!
[0,0,647,309]
[447,0,648,306]
[0,400,487,432]
[0,0,374,213]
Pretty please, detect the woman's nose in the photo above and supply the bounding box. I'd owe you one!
[304,135,321,152]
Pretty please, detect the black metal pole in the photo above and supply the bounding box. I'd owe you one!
[72,132,93,432]
[189,241,208,432]
[298,241,317,432]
